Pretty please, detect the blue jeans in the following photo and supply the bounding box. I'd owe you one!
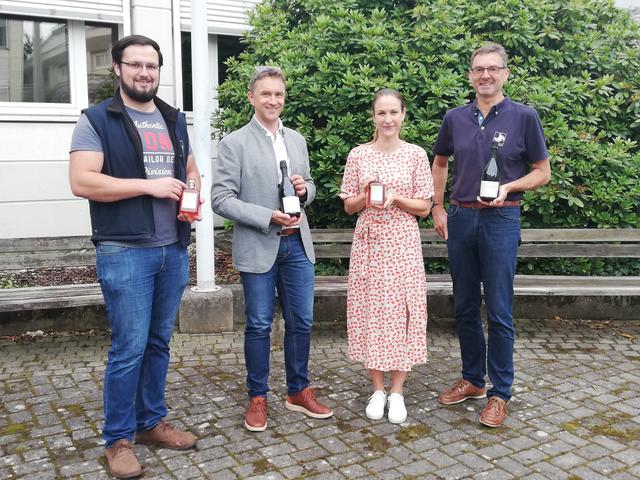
[240,235,315,398]
[96,242,189,448]
[446,205,521,401]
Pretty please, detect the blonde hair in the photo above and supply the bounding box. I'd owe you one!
[370,88,406,142]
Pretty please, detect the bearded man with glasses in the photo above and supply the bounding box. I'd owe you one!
[431,43,551,428]
[69,35,201,478]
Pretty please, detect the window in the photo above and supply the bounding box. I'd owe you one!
[85,23,118,105]
[0,15,70,103]
[217,35,244,85]
[181,32,245,111]
[0,19,7,48]
[181,31,193,111]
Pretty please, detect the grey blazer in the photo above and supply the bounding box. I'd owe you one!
[211,117,316,273]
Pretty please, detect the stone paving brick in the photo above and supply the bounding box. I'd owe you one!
[612,448,640,466]
[1,318,639,479]
[474,469,516,480]
[420,449,457,469]
[336,463,369,478]
[456,451,494,471]
[476,443,513,460]
[326,450,361,468]
[375,470,408,480]
[611,473,640,480]
[397,459,437,477]
[570,465,614,480]
[494,456,534,477]
[550,451,586,469]
[58,459,104,476]
[586,456,627,477]
[529,460,568,479]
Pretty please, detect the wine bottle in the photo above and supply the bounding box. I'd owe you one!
[179,178,200,219]
[479,144,500,201]
[279,160,301,217]
[366,171,386,207]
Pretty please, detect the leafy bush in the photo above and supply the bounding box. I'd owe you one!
[215,0,640,274]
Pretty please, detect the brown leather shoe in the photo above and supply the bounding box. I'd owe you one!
[438,378,487,405]
[245,396,268,432]
[480,396,508,428]
[285,387,333,419]
[105,439,142,479]
[135,421,197,450]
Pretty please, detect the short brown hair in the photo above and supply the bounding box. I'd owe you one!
[470,42,508,68]
[248,66,286,91]
[112,35,163,67]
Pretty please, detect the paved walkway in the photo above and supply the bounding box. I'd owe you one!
[1,317,639,479]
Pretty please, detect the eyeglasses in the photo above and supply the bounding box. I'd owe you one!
[470,66,507,76]
[120,61,160,72]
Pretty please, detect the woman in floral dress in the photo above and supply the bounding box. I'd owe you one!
[339,89,434,424]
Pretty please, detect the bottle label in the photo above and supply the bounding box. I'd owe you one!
[369,184,385,203]
[480,181,499,199]
[283,195,301,214]
[180,191,199,211]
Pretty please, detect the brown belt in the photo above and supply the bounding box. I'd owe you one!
[450,199,521,209]
[278,227,301,237]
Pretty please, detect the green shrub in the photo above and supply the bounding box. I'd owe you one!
[216,0,640,274]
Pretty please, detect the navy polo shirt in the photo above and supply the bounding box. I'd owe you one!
[433,96,548,202]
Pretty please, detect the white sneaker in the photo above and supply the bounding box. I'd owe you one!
[365,390,387,420]
[387,393,407,424]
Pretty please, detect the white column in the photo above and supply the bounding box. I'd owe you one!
[190,0,217,291]
[130,0,175,103]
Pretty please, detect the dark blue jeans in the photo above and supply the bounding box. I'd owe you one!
[446,205,521,401]
[240,235,315,398]
[96,242,189,448]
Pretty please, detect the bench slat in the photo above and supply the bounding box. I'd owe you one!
[0,251,96,270]
[0,236,93,253]
[313,274,640,296]
[311,229,640,243]
[520,229,640,242]
[518,244,640,257]
[0,284,103,312]
[314,243,639,259]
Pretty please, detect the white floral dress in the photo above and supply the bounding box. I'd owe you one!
[339,142,434,371]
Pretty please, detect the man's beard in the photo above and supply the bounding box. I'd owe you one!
[120,78,158,103]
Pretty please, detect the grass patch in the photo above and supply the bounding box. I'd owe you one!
[65,404,86,416]
[561,420,581,433]
[251,458,271,475]
[365,434,391,452]
[396,424,431,443]
[589,425,640,442]
[0,423,29,436]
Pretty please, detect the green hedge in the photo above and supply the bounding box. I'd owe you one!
[216,0,640,274]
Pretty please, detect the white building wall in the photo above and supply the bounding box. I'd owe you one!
[0,122,91,237]
[0,0,252,239]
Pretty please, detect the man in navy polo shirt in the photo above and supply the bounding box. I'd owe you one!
[432,43,551,427]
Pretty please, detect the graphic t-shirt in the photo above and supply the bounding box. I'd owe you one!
[70,107,180,247]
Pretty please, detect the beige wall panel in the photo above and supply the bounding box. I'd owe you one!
[0,162,74,202]
[0,200,91,239]
[0,122,76,162]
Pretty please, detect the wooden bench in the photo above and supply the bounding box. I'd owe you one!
[310,228,640,321]
[0,237,103,334]
[1,229,639,334]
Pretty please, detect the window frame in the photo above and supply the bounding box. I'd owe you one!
[0,15,122,121]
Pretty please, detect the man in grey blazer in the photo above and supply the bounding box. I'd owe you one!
[211,66,333,431]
